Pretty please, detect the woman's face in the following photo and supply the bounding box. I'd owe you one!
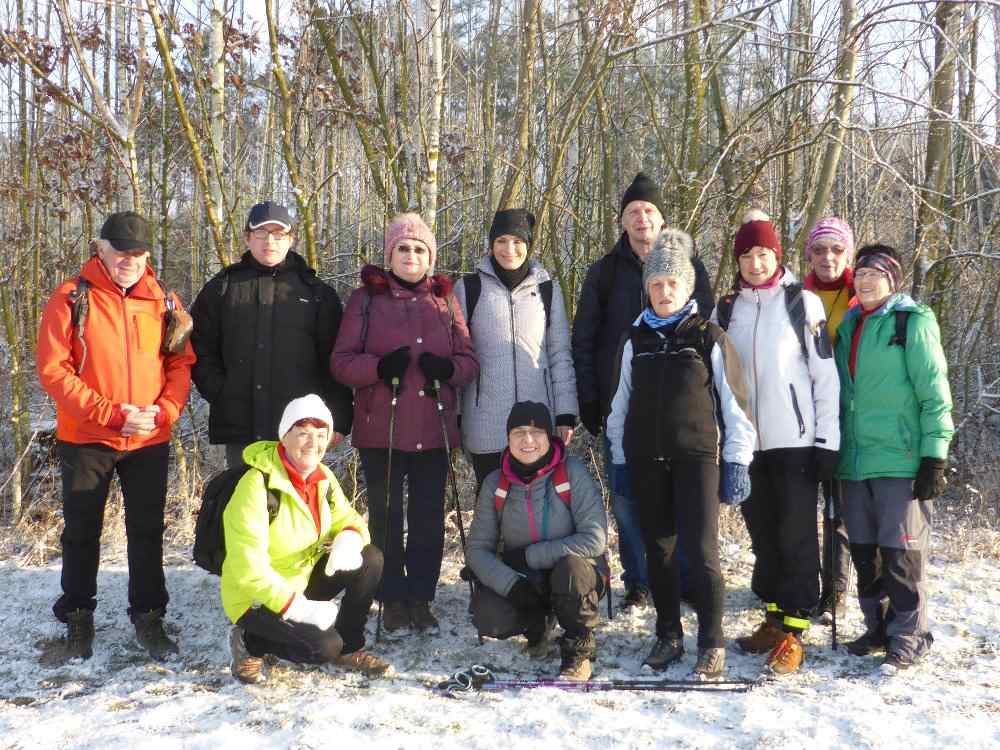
[280,423,330,475]
[738,246,779,286]
[647,275,688,317]
[492,234,528,270]
[390,240,430,282]
[809,239,850,283]
[855,267,893,311]
[508,425,550,464]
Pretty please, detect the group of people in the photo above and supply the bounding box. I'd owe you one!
[35,171,953,686]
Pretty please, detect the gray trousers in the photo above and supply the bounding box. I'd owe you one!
[841,478,933,661]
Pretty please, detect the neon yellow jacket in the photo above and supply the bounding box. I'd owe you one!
[220,441,369,623]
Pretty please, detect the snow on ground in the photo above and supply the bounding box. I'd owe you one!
[2,532,999,750]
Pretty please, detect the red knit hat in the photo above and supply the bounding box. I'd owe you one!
[733,210,782,260]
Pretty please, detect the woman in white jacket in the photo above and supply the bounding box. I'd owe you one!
[711,210,840,675]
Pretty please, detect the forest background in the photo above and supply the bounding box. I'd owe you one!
[0,0,998,552]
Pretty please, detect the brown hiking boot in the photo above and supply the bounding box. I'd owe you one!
[382,601,412,639]
[766,632,805,675]
[334,649,392,677]
[407,601,440,634]
[735,619,786,654]
[229,626,265,685]
[558,633,595,682]
[524,614,557,660]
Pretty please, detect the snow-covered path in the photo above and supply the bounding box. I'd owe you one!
[2,540,999,749]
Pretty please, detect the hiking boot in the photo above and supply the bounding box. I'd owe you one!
[618,587,649,613]
[524,614,557,660]
[845,629,888,657]
[334,649,392,677]
[229,626,265,685]
[691,647,726,680]
[736,619,786,654]
[642,637,684,672]
[65,609,95,660]
[133,610,179,661]
[407,601,440,635]
[813,590,847,623]
[766,632,804,675]
[558,633,595,682]
[381,601,412,639]
[879,651,914,675]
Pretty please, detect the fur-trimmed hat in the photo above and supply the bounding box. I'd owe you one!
[643,228,695,295]
[620,172,663,219]
[384,212,437,272]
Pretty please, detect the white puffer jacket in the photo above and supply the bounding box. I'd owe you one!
[710,270,840,453]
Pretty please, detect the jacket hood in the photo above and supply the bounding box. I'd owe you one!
[360,264,453,298]
[80,256,164,299]
[242,440,333,497]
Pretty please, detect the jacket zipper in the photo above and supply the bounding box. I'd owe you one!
[751,290,762,449]
[788,383,806,437]
[508,291,519,402]
[122,293,133,448]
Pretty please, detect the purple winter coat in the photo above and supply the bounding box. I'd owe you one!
[331,265,479,452]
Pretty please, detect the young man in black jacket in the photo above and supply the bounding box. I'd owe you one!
[191,202,353,466]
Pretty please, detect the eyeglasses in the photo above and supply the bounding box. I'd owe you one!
[854,269,887,282]
[509,427,548,441]
[251,229,291,240]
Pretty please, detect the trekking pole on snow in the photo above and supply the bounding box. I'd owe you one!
[589,446,614,622]
[376,377,400,644]
[830,480,840,651]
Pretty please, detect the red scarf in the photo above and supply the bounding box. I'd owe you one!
[739,266,784,290]
[278,444,324,532]
[805,266,854,293]
[848,299,886,378]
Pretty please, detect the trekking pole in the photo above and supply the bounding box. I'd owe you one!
[376,377,400,644]
[589,446,614,621]
[830,480,840,651]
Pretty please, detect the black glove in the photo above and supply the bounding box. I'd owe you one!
[376,346,410,388]
[813,448,840,481]
[418,352,454,384]
[579,401,602,436]
[507,578,546,612]
[502,547,529,572]
[914,457,947,501]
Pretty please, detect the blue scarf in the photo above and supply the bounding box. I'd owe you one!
[641,299,695,331]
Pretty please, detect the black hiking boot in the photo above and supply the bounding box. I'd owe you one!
[133,610,179,661]
[618,586,649,613]
[408,601,440,635]
[845,629,888,657]
[558,633,596,682]
[642,636,684,672]
[65,609,95,660]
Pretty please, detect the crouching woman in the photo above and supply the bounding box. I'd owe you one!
[222,394,389,684]
[466,402,609,682]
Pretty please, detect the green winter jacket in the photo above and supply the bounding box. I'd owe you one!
[834,293,953,481]
[220,441,370,623]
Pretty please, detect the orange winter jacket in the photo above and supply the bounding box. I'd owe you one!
[37,257,195,450]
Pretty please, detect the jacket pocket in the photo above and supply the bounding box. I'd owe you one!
[133,311,163,354]
[898,414,913,457]
[788,384,806,438]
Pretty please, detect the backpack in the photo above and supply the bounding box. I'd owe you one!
[493,460,571,515]
[715,282,816,360]
[193,466,280,575]
[462,272,554,329]
[887,310,911,348]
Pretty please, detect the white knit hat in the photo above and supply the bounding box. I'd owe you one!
[278,394,334,439]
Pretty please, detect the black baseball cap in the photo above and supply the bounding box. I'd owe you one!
[246,201,293,232]
[100,211,152,252]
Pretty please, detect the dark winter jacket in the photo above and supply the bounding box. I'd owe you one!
[571,233,714,423]
[330,265,479,452]
[190,250,354,444]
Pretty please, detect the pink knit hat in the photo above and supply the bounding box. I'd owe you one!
[384,213,437,272]
[806,217,855,258]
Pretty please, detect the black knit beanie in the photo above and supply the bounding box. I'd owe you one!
[489,208,535,248]
[620,172,663,218]
[506,401,554,437]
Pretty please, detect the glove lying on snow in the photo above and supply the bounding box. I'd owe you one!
[283,595,339,631]
[324,530,364,575]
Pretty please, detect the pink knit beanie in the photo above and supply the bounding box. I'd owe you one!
[384,213,437,272]
[806,217,855,259]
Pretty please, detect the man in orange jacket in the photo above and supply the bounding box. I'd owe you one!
[37,211,195,661]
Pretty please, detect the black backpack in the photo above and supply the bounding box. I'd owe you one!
[715,282,821,360]
[193,466,280,575]
[462,272,553,329]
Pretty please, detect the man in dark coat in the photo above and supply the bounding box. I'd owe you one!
[571,173,713,611]
[191,201,353,466]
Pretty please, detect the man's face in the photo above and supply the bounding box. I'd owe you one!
[621,201,663,257]
[809,239,850,283]
[97,243,149,288]
[246,222,293,267]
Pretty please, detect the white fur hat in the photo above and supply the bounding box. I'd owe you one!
[278,394,334,439]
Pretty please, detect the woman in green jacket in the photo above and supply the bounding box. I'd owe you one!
[834,245,953,674]
[222,394,389,684]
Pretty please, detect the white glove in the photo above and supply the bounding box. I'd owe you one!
[283,595,339,631]
[324,530,364,576]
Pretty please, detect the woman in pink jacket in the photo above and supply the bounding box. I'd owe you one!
[332,213,478,638]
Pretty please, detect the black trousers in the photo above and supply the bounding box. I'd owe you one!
[473,555,606,642]
[239,544,384,662]
[470,451,503,495]
[53,440,170,622]
[359,448,447,603]
[820,479,851,595]
[740,448,820,628]
[632,458,724,649]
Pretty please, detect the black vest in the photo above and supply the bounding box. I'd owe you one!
[622,315,722,463]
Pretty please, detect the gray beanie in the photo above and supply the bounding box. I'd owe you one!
[643,228,695,295]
